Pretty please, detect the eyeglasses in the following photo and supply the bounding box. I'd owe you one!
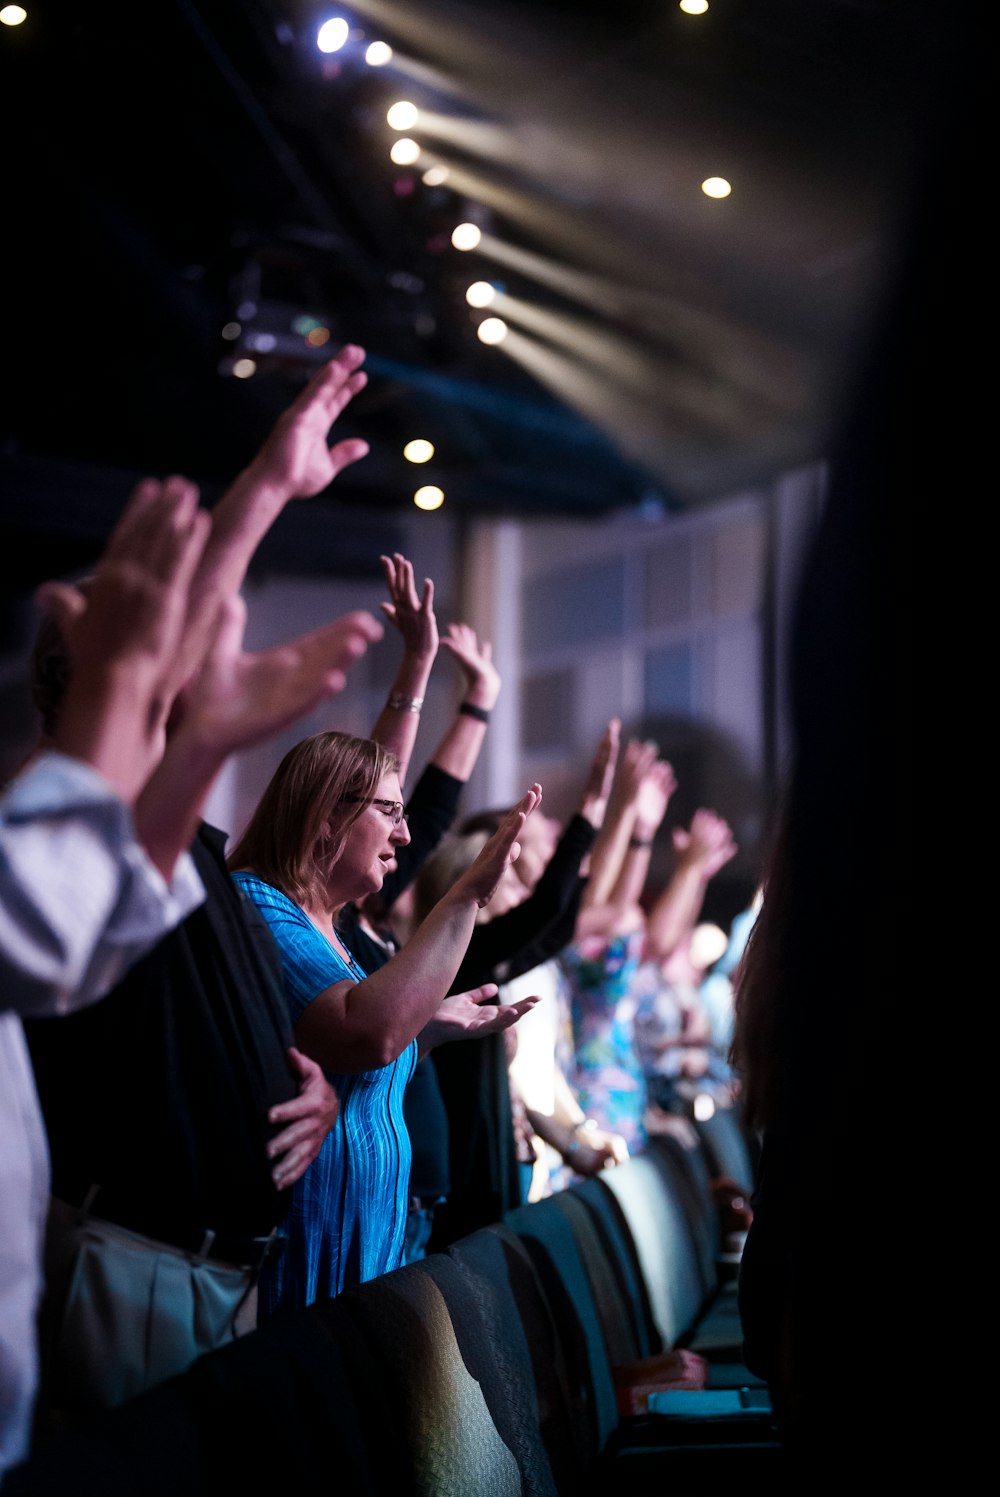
[341,796,407,826]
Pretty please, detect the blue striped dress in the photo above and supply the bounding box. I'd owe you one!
[231,873,415,1320]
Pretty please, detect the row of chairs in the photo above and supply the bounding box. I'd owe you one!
[8,1104,785,1495]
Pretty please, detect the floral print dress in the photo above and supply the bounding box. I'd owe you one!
[558,927,647,1154]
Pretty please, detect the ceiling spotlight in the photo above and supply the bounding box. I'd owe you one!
[477,317,508,346]
[404,439,435,464]
[451,223,482,251]
[414,485,445,511]
[387,100,418,130]
[316,18,349,53]
[466,281,496,308]
[232,358,257,379]
[0,6,28,25]
[221,321,241,341]
[390,138,421,166]
[422,165,449,187]
[679,1,709,14]
[701,176,732,198]
[365,41,393,66]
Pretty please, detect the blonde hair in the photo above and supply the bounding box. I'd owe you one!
[227,731,399,908]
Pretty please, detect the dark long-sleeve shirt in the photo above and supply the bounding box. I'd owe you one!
[448,814,596,994]
[430,813,598,1249]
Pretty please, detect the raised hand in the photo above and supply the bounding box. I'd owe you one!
[134,603,383,880]
[159,348,370,703]
[379,552,438,664]
[612,737,661,809]
[267,1047,340,1190]
[456,784,543,908]
[419,983,541,1052]
[244,344,370,501]
[175,598,384,756]
[672,808,738,880]
[634,756,678,839]
[36,475,207,686]
[37,474,211,799]
[579,717,621,826]
[439,622,501,709]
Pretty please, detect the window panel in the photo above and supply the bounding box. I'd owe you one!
[644,643,697,717]
[522,668,574,751]
[644,537,693,628]
[522,560,625,654]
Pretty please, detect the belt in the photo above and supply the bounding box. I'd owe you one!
[66,1185,283,1271]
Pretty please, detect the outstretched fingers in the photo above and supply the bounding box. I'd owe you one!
[327,436,370,477]
[500,995,542,1024]
[291,344,367,418]
[277,611,384,709]
[308,609,385,676]
[517,782,543,818]
[100,475,203,574]
[40,476,211,668]
[456,983,500,1006]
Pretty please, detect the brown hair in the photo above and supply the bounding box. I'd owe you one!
[227,731,399,908]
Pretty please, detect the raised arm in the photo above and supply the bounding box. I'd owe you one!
[373,622,502,908]
[37,475,210,802]
[579,737,658,915]
[368,552,439,785]
[291,786,543,1072]
[4,477,212,1015]
[602,754,677,913]
[444,724,619,989]
[643,808,738,964]
[164,345,370,698]
[429,622,502,780]
[135,599,383,882]
[576,718,621,841]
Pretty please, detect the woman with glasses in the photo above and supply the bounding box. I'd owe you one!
[227,730,540,1321]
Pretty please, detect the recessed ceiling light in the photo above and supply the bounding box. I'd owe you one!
[390,138,421,166]
[316,18,348,53]
[414,485,444,510]
[451,223,482,251]
[404,439,435,464]
[387,101,418,131]
[477,317,508,345]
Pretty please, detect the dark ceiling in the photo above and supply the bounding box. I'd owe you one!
[0,0,965,593]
